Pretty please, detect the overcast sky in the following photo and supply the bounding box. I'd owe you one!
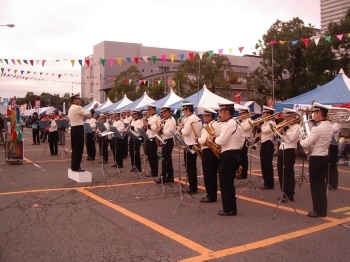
[0,0,320,100]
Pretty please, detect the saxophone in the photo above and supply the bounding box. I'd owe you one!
[190,121,203,160]
[203,121,221,159]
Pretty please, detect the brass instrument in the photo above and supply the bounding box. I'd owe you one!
[241,112,279,131]
[203,121,221,159]
[234,112,256,122]
[177,115,186,129]
[190,121,203,160]
[246,118,277,148]
[327,107,350,122]
[299,109,312,155]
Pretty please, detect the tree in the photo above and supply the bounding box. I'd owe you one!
[108,66,145,101]
[172,53,233,97]
[247,17,335,100]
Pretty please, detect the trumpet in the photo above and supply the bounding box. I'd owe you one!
[234,112,256,121]
[241,112,279,131]
[327,107,350,122]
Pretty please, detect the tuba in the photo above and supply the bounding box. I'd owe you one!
[203,121,221,159]
[190,121,203,160]
[299,110,312,155]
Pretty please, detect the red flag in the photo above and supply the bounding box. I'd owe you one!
[11,96,16,110]
[238,47,244,53]
[30,60,34,66]
[58,74,62,79]
[188,52,194,60]
[303,39,309,47]
[85,59,90,66]
[234,93,241,104]
[134,57,139,64]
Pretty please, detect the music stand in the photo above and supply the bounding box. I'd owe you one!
[83,123,96,166]
[110,126,122,175]
[56,120,69,159]
[95,122,113,179]
[296,148,309,188]
[170,131,205,218]
[38,121,50,157]
[121,130,142,180]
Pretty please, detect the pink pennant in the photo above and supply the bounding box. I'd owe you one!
[336,34,343,41]
[238,47,244,53]
[138,80,142,85]
[218,49,223,56]
[107,77,112,80]
[167,79,171,85]
[109,58,114,67]
[11,59,15,65]
[7,69,10,72]
[269,40,277,45]
[161,54,166,62]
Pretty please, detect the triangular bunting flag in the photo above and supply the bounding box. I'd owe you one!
[23,60,28,64]
[188,52,194,60]
[228,48,233,54]
[78,59,82,66]
[16,59,21,65]
[302,39,309,47]
[0,59,2,64]
[171,80,176,86]
[179,54,185,61]
[199,52,204,60]
[128,79,132,84]
[138,80,142,85]
[142,56,148,63]
[14,69,17,74]
[21,70,24,75]
[109,58,114,67]
[42,60,46,66]
[71,60,75,67]
[161,54,166,62]
[27,71,30,74]
[85,59,90,66]
[169,54,175,63]
[151,56,157,64]
[269,40,277,45]
[279,40,287,44]
[126,57,131,63]
[143,80,147,85]
[325,36,331,42]
[158,80,161,85]
[4,59,8,64]
[11,59,15,65]
[134,57,139,64]
[30,60,34,66]
[100,58,106,66]
[238,47,244,53]
[207,50,214,58]
[7,69,10,73]
[1,68,4,73]
[36,60,40,65]
[291,40,298,45]
[218,49,223,56]
[336,34,343,41]
[58,74,62,79]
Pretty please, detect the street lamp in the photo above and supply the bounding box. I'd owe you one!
[0,24,15,28]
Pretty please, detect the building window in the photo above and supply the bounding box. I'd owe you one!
[90,82,94,93]
[173,66,177,70]
[142,69,144,72]
[90,67,93,78]
[151,70,153,73]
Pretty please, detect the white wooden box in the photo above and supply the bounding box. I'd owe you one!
[68,169,92,183]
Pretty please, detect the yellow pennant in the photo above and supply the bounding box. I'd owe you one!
[71,60,75,67]
[116,58,122,66]
[279,40,287,44]
[228,48,233,54]
[171,80,176,86]
[169,54,175,63]
[143,79,147,84]
[17,59,21,65]
[14,70,17,74]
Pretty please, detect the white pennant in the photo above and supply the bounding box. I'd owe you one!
[199,52,204,60]
[128,79,132,84]
[36,60,40,66]
[314,37,320,46]
[142,56,148,63]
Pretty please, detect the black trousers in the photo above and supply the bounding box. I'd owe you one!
[48,130,58,155]
[202,148,219,201]
[71,125,84,171]
[129,138,141,171]
[99,136,109,163]
[161,138,174,179]
[146,139,158,176]
[240,140,249,178]
[277,148,296,200]
[219,150,240,213]
[327,144,338,189]
[111,137,124,167]
[260,140,275,188]
[32,129,40,144]
[185,145,198,191]
[309,155,328,216]
[85,133,96,160]
[123,134,129,158]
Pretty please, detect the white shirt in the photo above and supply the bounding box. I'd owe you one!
[261,119,276,142]
[240,118,253,138]
[49,119,58,132]
[130,118,142,137]
[123,116,132,124]
[161,116,176,140]
[146,114,161,139]
[85,118,97,132]
[198,120,220,149]
[332,122,341,143]
[279,123,300,150]
[180,114,202,146]
[67,104,94,127]
[112,119,125,137]
[300,120,333,156]
[214,118,245,152]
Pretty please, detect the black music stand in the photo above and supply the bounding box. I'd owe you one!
[95,122,112,179]
[170,131,205,218]
[110,126,122,175]
[121,130,142,179]
[56,120,69,159]
[83,123,96,166]
[38,121,50,157]
[296,148,309,188]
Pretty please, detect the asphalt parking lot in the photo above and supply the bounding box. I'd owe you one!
[0,128,350,262]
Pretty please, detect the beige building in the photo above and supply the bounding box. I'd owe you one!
[81,41,262,102]
[321,0,350,33]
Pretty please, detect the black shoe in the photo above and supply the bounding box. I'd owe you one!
[236,176,247,179]
[260,186,274,190]
[72,168,85,172]
[307,211,326,218]
[218,210,237,216]
[200,197,216,203]
[186,189,197,194]
[166,178,174,183]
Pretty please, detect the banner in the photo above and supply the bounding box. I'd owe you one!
[293,104,312,111]
[10,96,16,110]
[34,100,40,113]
[234,93,241,104]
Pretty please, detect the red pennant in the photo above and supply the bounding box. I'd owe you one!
[238,47,244,53]
[303,39,309,47]
[30,60,34,66]
[58,74,62,79]
[42,60,46,66]
[85,59,90,66]
[134,57,139,64]
[188,52,194,60]
[123,78,128,83]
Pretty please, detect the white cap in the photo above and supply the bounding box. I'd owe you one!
[283,108,297,116]
[262,105,275,113]
[131,109,140,114]
[238,106,249,113]
[203,107,217,114]
[218,102,235,109]
[311,102,330,112]
[160,106,171,113]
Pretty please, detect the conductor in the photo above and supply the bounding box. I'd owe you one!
[67,93,98,172]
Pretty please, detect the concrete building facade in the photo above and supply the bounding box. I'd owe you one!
[81,41,262,103]
[320,0,350,33]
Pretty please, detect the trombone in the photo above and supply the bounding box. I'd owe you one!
[241,112,279,132]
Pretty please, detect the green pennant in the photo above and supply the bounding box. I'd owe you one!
[100,58,106,66]
[1,68,4,73]
[56,60,60,62]
[151,55,157,64]
[207,50,214,58]
[325,36,331,42]
[4,59,8,64]
[161,80,165,84]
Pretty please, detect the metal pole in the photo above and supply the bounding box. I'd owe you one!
[272,44,275,104]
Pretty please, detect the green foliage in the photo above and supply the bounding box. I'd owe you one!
[108,66,145,101]
[172,53,233,97]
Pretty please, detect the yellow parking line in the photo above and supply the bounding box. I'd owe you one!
[76,188,213,255]
[179,217,349,262]
[331,206,350,213]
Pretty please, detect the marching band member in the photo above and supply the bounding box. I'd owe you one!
[122,110,132,159]
[96,114,110,164]
[210,103,245,216]
[85,112,96,161]
[328,121,341,189]
[258,105,276,190]
[178,103,202,193]
[67,93,98,172]
[108,111,114,152]
[236,106,253,179]
[300,103,333,218]
[58,112,66,146]
[277,109,300,202]
[144,104,161,177]
[129,110,143,172]
[111,111,125,168]
[197,108,220,202]
[48,112,59,156]
[155,106,176,183]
